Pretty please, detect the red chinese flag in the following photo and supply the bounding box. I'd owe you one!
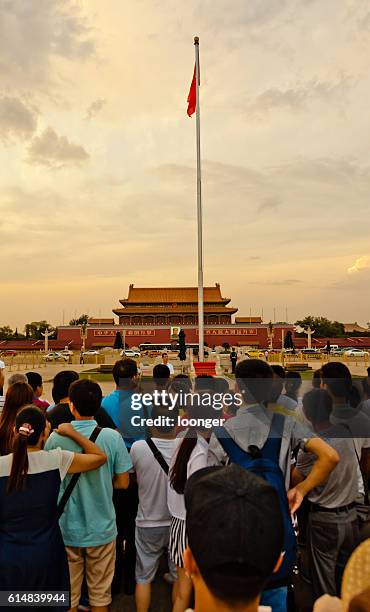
[187,65,196,117]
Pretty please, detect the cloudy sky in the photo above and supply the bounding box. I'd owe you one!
[1,0,370,330]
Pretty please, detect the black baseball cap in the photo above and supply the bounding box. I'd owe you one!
[184,465,284,603]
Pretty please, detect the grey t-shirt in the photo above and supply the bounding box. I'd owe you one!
[330,404,370,452]
[208,402,313,490]
[329,404,370,497]
[296,424,359,508]
[359,399,370,419]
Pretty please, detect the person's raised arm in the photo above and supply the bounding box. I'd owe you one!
[55,422,107,473]
[287,437,339,513]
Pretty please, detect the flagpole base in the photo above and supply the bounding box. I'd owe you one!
[193,361,217,376]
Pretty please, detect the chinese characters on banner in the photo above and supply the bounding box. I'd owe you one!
[93,328,257,338]
[201,328,258,336]
[93,329,156,337]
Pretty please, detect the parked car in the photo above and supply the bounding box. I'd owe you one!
[0,350,17,357]
[82,349,100,356]
[331,348,345,356]
[43,352,68,362]
[301,348,320,354]
[120,349,140,358]
[344,349,369,357]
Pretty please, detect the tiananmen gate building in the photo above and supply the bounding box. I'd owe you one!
[113,284,237,326]
[2,284,370,352]
[55,283,295,349]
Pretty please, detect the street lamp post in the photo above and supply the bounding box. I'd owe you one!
[267,321,274,350]
[41,329,52,353]
[80,324,88,352]
[294,325,315,349]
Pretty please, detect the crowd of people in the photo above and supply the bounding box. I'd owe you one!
[0,355,369,612]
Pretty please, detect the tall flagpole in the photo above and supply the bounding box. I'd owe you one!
[194,36,204,362]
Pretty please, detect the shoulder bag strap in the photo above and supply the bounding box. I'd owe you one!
[146,438,169,475]
[57,426,101,518]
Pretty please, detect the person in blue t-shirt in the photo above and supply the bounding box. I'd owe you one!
[102,359,150,595]
[45,379,132,612]
[102,359,148,449]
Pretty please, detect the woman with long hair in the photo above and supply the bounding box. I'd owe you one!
[0,405,106,608]
[167,399,219,612]
[0,382,34,455]
[321,362,361,410]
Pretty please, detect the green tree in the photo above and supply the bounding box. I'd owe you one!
[69,314,89,326]
[24,321,56,340]
[294,316,345,338]
[0,326,14,340]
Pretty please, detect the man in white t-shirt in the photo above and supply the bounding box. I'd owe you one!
[162,353,174,375]
[130,403,178,612]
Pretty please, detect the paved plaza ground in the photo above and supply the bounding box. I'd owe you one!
[109,560,314,612]
[3,356,368,402]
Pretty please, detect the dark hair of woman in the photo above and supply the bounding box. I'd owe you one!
[321,362,360,408]
[169,399,218,495]
[302,389,333,426]
[7,405,46,494]
[169,428,197,495]
[0,382,34,455]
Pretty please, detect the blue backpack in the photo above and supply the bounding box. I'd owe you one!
[214,412,296,586]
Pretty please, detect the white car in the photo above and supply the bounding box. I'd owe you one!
[43,352,68,362]
[120,349,140,358]
[344,349,369,357]
[331,348,345,356]
[83,349,100,356]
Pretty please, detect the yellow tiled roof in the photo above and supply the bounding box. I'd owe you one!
[121,283,231,304]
